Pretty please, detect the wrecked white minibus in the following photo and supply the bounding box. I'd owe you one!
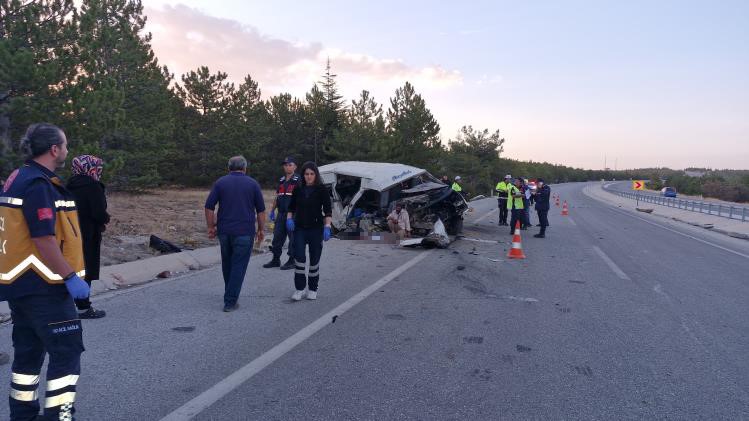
[318,162,469,236]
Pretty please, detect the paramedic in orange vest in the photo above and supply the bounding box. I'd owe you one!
[0,123,89,421]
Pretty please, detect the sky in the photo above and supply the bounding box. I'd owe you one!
[141,0,749,170]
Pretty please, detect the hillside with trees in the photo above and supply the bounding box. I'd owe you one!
[2,0,747,203]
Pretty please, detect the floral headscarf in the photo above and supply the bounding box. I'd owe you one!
[71,155,104,181]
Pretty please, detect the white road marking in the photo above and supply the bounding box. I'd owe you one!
[460,237,499,244]
[159,250,432,421]
[584,186,749,260]
[504,295,539,302]
[592,246,631,280]
[567,217,577,226]
[609,207,749,260]
[472,208,498,224]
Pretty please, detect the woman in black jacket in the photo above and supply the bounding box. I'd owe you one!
[67,155,110,318]
[286,161,332,301]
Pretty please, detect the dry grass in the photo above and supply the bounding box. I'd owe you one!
[101,188,276,265]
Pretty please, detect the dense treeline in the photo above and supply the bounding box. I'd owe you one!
[2,0,746,203]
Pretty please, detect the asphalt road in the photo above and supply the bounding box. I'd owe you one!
[2,182,749,420]
[606,180,749,208]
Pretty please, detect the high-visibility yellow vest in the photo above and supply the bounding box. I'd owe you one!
[506,185,524,210]
[451,182,462,192]
[495,181,510,196]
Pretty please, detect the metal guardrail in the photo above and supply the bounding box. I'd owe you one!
[605,187,748,222]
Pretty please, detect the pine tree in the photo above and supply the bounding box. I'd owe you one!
[174,66,236,184]
[381,81,441,169]
[71,0,176,187]
[229,74,271,179]
[327,90,386,162]
[0,0,78,174]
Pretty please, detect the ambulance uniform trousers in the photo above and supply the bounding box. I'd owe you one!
[293,227,323,292]
[8,293,84,421]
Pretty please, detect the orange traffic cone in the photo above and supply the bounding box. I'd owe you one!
[561,201,569,216]
[507,221,526,259]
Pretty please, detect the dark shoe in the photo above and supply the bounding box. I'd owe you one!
[79,307,106,319]
[263,258,281,268]
[280,258,296,270]
[223,303,239,312]
[534,233,545,238]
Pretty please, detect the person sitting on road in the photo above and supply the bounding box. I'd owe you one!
[286,161,333,302]
[387,202,412,240]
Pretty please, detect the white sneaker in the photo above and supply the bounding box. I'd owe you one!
[291,290,305,301]
[306,290,317,300]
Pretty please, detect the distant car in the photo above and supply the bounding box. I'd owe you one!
[661,187,677,198]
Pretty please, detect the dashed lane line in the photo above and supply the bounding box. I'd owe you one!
[592,246,631,281]
[472,208,498,224]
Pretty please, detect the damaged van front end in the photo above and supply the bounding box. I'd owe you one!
[319,162,469,237]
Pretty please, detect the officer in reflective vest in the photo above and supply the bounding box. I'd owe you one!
[451,176,463,196]
[495,174,512,226]
[507,178,525,235]
[263,156,300,270]
[0,123,89,421]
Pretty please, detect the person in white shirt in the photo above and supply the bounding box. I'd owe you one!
[387,202,411,239]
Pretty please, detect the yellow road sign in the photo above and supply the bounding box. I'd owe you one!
[632,180,645,190]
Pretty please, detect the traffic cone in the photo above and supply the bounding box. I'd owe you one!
[507,221,526,259]
[561,201,569,216]
[555,196,560,207]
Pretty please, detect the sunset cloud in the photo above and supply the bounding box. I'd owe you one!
[144,4,463,95]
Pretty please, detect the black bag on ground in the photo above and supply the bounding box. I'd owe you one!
[149,235,182,254]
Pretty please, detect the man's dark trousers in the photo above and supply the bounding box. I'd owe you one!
[522,198,531,228]
[498,198,508,224]
[218,234,253,306]
[270,217,293,260]
[537,210,549,235]
[510,209,524,234]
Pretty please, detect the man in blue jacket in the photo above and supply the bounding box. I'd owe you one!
[205,156,266,312]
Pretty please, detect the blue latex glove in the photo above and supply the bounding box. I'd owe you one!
[269,209,276,221]
[323,226,332,241]
[64,274,90,299]
[286,218,295,232]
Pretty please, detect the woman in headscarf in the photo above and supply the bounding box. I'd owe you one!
[67,155,109,319]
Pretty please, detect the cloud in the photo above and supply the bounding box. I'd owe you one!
[476,74,504,86]
[144,4,462,95]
